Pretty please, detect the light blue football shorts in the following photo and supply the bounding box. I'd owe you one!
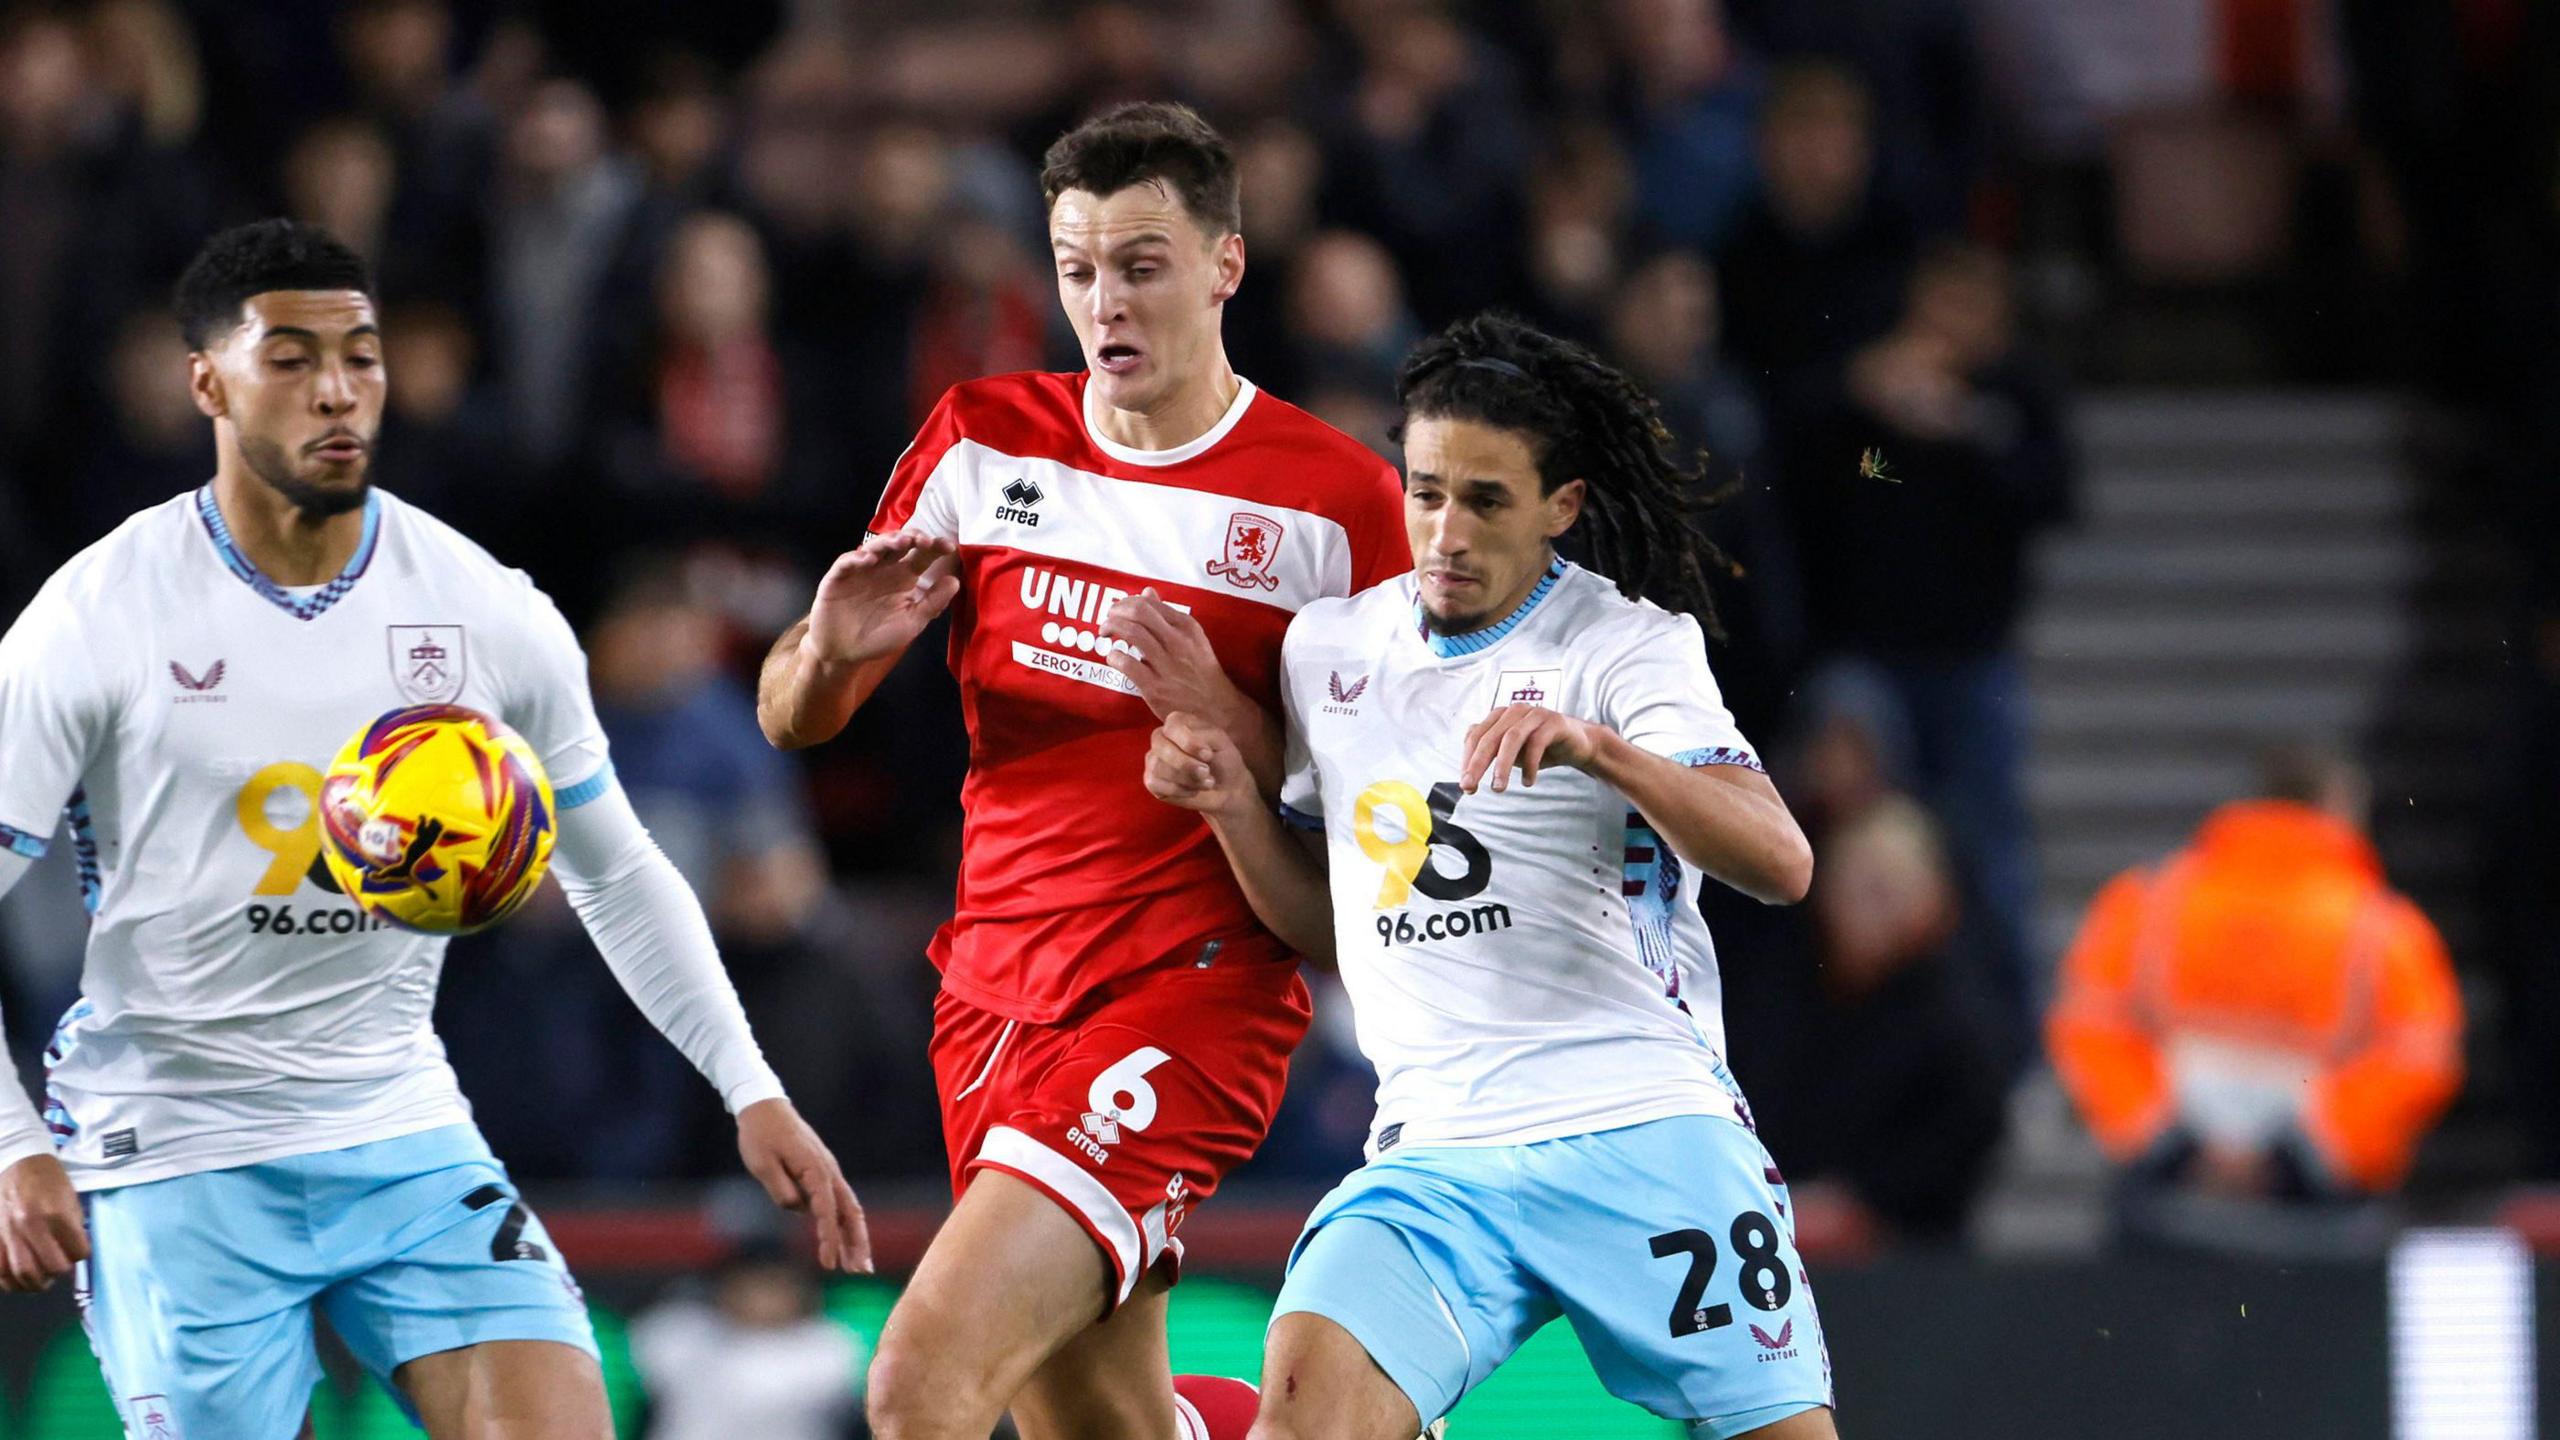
[1274,1113,1833,1437]
[77,1122,597,1439]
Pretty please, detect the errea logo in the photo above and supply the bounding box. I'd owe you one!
[996,477,1045,527]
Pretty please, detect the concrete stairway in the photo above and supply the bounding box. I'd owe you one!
[1980,391,2511,1250]
[2021,392,2503,959]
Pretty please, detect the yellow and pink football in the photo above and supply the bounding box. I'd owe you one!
[319,705,557,934]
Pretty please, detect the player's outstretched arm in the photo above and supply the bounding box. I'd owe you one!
[758,531,960,750]
[550,786,873,1272]
[0,851,86,1293]
[1461,704,1813,906]
[1145,713,1337,966]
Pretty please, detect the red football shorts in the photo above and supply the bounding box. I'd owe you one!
[933,942,1311,1312]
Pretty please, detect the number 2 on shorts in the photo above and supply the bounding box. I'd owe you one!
[1648,1210,1794,1338]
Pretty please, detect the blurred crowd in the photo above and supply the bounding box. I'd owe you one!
[0,0,2547,1248]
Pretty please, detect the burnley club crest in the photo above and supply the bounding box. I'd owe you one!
[388,625,466,704]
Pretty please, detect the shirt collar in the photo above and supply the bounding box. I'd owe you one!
[1414,558,1568,659]
[195,485,382,621]
[1081,374,1258,467]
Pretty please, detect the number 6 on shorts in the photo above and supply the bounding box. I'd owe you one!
[1089,1046,1170,1132]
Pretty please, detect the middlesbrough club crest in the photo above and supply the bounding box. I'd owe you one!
[388,625,466,703]
[1205,511,1283,591]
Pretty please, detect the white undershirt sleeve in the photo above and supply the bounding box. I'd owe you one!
[550,782,787,1115]
[0,849,57,1168]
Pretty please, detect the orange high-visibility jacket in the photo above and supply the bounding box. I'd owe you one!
[2047,800,2464,1192]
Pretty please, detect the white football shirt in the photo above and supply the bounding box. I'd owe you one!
[0,487,616,1189]
[1279,561,1766,1151]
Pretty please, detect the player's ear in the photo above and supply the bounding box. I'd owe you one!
[188,350,227,421]
[1544,478,1586,539]
[1211,231,1244,305]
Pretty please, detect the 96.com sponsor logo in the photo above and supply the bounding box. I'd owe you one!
[243,902,394,935]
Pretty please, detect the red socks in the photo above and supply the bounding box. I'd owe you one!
[1173,1374,1262,1440]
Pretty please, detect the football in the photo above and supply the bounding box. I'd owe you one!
[318,704,558,934]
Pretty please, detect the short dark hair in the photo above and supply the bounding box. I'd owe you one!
[1040,101,1241,238]
[173,219,373,350]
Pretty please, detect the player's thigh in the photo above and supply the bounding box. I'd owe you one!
[312,1140,601,1432]
[967,976,1310,1312]
[1518,1116,1833,1435]
[1730,1403,1840,1440]
[869,1166,1129,1432]
[1269,1152,1555,1431]
[1250,1309,1423,1440]
[393,1338,610,1440]
[82,1172,330,1440]
[1004,1271,1178,1440]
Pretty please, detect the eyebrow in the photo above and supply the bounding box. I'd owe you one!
[259,324,381,342]
[1409,471,1518,496]
[1051,231,1175,253]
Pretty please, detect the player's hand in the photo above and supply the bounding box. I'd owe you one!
[802,530,960,667]
[736,1099,873,1274]
[0,1153,87,1293]
[1103,589,1243,724]
[1144,712,1255,819]
[1460,704,1604,794]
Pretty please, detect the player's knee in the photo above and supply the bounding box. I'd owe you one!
[1244,1375,1366,1440]
[865,1334,992,1440]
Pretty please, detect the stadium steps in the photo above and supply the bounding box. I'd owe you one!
[2018,390,2500,955]
[1980,391,2512,1250]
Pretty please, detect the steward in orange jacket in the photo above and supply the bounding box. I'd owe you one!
[2048,766,2463,1196]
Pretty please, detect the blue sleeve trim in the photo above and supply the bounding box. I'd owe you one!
[1672,745,1765,773]
[1276,802,1325,832]
[0,822,48,859]
[555,763,616,810]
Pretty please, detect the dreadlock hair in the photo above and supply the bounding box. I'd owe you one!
[1392,311,1740,638]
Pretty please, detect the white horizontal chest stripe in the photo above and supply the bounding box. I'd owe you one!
[933,439,1352,612]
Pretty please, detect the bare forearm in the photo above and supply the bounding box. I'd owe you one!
[757,619,899,750]
[1204,806,1335,966]
[1586,731,1812,904]
[1226,699,1283,799]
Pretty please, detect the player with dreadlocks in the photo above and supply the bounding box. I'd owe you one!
[1144,311,1837,1439]
[1400,312,1740,635]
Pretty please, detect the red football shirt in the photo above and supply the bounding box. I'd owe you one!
[871,371,1407,1023]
